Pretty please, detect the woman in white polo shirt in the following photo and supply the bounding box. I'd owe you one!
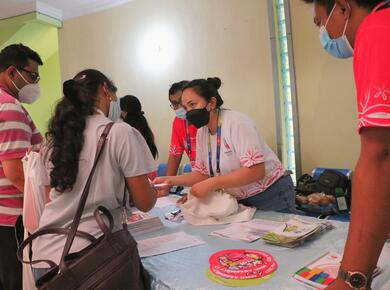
[154,77,296,212]
[31,69,157,282]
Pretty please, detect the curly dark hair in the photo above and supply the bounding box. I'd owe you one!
[120,95,158,159]
[46,69,116,193]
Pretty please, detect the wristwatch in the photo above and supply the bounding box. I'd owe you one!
[338,268,371,289]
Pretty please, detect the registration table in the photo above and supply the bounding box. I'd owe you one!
[137,204,390,290]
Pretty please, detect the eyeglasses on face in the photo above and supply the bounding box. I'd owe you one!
[17,67,40,83]
[170,102,182,110]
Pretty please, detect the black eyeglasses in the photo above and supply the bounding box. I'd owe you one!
[170,102,181,110]
[17,67,40,83]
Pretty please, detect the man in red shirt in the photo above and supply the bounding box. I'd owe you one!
[0,44,43,290]
[301,1,390,289]
[156,81,197,196]
[168,82,197,165]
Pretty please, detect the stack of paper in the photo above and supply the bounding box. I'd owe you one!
[209,219,284,242]
[292,251,381,289]
[154,195,180,208]
[126,211,164,236]
[261,217,332,247]
[137,231,205,257]
[293,251,341,289]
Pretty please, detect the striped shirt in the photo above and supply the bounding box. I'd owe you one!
[0,85,42,226]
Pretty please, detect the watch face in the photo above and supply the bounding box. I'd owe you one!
[350,273,367,288]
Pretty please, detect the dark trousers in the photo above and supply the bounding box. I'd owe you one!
[0,217,23,290]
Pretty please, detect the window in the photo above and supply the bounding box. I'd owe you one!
[268,0,301,181]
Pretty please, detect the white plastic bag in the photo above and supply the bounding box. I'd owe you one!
[22,230,37,290]
[22,151,47,232]
[180,189,256,226]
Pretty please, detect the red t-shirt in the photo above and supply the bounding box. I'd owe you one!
[169,117,197,166]
[354,3,390,132]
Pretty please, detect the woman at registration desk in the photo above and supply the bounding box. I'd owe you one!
[154,77,296,213]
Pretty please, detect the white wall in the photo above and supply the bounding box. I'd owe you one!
[58,0,277,164]
[58,0,362,174]
[291,1,360,173]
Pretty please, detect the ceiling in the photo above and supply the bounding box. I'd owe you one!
[0,0,132,21]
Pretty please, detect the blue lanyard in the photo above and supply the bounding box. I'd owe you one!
[207,110,222,177]
[185,120,191,155]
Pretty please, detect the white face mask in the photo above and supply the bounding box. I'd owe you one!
[11,69,41,104]
[108,100,121,121]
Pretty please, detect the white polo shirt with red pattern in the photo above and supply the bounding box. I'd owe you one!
[193,109,285,200]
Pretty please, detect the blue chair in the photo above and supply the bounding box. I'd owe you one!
[311,168,352,180]
[182,163,192,174]
[157,163,167,177]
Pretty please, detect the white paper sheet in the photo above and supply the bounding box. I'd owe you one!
[209,219,284,242]
[138,231,205,257]
[154,196,180,208]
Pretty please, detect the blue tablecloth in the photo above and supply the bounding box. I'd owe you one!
[137,205,390,290]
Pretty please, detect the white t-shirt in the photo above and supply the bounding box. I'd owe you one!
[32,112,156,267]
[193,109,285,200]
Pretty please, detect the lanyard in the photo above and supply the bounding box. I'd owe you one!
[373,1,390,13]
[185,120,191,155]
[207,109,222,177]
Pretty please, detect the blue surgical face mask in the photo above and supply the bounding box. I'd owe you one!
[108,100,121,121]
[175,107,187,120]
[319,4,354,59]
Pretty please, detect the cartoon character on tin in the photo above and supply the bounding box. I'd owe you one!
[218,252,265,270]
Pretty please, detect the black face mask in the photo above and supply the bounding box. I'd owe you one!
[186,107,210,128]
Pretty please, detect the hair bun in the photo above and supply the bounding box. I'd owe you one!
[63,80,79,103]
[207,77,222,90]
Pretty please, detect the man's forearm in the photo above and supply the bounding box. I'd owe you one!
[340,148,390,277]
[11,177,24,192]
[166,154,182,176]
[171,171,209,187]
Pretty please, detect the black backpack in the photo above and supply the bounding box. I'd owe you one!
[296,169,350,196]
[295,174,317,195]
[316,169,349,195]
[295,169,352,211]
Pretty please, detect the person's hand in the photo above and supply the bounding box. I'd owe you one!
[152,176,174,197]
[177,194,188,204]
[156,187,170,197]
[190,178,217,199]
[325,279,353,290]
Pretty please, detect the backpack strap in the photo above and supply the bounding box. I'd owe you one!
[59,122,114,272]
